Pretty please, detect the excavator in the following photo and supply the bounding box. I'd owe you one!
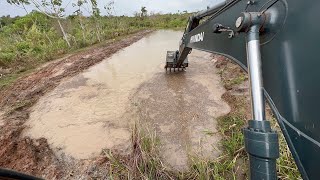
[1,0,320,179]
[165,0,320,179]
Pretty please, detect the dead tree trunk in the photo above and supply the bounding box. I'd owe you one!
[79,18,86,41]
[95,22,101,42]
[57,19,71,47]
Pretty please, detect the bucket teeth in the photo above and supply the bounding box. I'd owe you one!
[166,50,188,73]
[164,65,187,73]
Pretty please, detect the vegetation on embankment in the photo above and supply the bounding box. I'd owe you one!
[0,10,190,89]
[216,57,302,180]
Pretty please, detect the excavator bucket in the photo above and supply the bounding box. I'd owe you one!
[165,50,188,71]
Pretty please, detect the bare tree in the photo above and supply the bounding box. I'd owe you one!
[20,0,72,47]
[73,0,87,41]
[104,0,115,16]
[6,0,30,14]
[43,0,70,47]
[6,0,55,45]
[89,0,101,42]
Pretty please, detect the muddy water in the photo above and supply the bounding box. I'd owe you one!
[24,30,230,169]
[133,50,230,170]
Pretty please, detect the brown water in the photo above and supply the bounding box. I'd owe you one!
[133,50,230,170]
[24,30,230,170]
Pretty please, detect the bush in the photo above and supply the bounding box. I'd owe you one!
[0,51,15,64]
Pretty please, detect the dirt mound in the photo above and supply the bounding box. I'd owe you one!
[0,128,61,178]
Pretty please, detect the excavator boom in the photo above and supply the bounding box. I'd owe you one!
[166,0,320,179]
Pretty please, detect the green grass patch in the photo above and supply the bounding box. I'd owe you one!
[270,117,302,180]
[228,75,247,86]
[0,73,21,89]
[101,123,175,179]
[216,59,302,179]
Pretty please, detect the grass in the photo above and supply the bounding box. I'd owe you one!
[101,122,175,179]
[0,12,190,89]
[225,74,247,88]
[101,117,247,179]
[270,117,302,180]
[0,67,34,90]
[181,112,248,180]
[0,73,21,89]
[130,126,169,179]
[203,101,248,179]
[0,29,149,90]
[98,86,250,179]
[0,12,190,69]
[216,59,301,179]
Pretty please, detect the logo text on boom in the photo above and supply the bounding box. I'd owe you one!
[190,32,204,43]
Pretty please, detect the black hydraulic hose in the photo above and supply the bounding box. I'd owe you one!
[0,168,44,180]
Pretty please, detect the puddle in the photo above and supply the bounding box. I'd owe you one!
[133,50,230,170]
[24,30,183,159]
[24,30,230,169]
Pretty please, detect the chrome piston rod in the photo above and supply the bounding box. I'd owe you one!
[246,25,266,121]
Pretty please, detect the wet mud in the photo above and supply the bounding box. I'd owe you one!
[0,30,152,178]
[23,30,185,159]
[18,30,229,171]
[133,50,230,170]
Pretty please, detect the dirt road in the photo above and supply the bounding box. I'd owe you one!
[0,30,230,178]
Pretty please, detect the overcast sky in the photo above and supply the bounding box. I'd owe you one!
[0,0,225,17]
